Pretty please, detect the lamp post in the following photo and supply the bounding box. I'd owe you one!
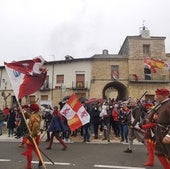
[48,55,55,107]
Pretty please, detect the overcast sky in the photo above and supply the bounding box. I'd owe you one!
[0,0,170,66]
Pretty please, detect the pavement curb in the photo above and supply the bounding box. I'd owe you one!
[0,133,143,145]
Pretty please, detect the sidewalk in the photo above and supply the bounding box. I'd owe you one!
[0,133,21,142]
[0,125,143,144]
[0,132,143,145]
[0,133,143,145]
[0,132,121,144]
[0,123,120,143]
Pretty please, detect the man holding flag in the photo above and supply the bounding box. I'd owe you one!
[4,56,47,169]
[21,103,42,169]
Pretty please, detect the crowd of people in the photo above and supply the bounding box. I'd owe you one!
[0,88,170,169]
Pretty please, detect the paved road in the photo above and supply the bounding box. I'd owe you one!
[0,136,162,169]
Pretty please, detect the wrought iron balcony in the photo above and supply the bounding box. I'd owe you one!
[129,74,170,83]
[72,81,88,90]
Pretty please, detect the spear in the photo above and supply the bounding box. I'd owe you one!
[136,91,148,112]
[138,91,147,102]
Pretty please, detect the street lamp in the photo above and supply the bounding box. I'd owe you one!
[48,55,55,107]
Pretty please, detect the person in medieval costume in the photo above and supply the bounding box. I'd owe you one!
[21,103,42,169]
[124,100,145,153]
[141,102,157,166]
[46,106,67,150]
[154,88,170,169]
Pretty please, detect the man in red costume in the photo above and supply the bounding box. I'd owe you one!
[154,88,170,169]
[22,103,42,169]
[141,102,157,166]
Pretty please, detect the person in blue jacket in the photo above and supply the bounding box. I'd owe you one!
[46,106,67,150]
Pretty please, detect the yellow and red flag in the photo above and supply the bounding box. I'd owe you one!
[60,94,90,131]
[144,58,168,73]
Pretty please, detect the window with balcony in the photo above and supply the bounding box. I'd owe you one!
[143,44,150,57]
[56,74,64,84]
[76,74,85,88]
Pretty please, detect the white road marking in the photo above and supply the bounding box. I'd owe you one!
[94,164,146,169]
[0,159,11,161]
[32,160,71,165]
[0,159,146,169]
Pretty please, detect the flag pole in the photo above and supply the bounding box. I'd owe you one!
[4,57,48,168]
[18,103,47,169]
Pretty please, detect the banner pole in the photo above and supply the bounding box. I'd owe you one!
[18,103,46,169]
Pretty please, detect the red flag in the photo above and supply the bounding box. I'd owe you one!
[60,94,90,131]
[4,60,35,75]
[4,56,47,100]
[85,98,103,104]
[132,74,139,81]
[18,72,47,99]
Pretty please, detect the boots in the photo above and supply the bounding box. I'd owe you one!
[144,141,154,166]
[46,135,54,150]
[26,149,32,169]
[157,155,170,169]
[38,161,42,167]
[56,136,67,150]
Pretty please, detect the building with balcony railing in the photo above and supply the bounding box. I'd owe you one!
[0,26,170,108]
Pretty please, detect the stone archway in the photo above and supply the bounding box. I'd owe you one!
[102,81,128,100]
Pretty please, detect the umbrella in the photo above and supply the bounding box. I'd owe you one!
[85,98,104,104]
[41,104,50,108]
[62,95,88,104]
[40,105,46,111]
[79,97,88,103]
[58,95,71,109]
[62,95,70,102]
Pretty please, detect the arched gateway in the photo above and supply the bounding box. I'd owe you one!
[102,81,128,100]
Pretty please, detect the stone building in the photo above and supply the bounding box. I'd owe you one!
[90,26,170,101]
[0,26,170,108]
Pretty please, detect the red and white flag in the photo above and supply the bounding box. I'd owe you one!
[60,94,90,131]
[4,56,47,100]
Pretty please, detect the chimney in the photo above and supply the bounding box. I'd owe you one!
[103,49,109,55]
[65,55,74,60]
